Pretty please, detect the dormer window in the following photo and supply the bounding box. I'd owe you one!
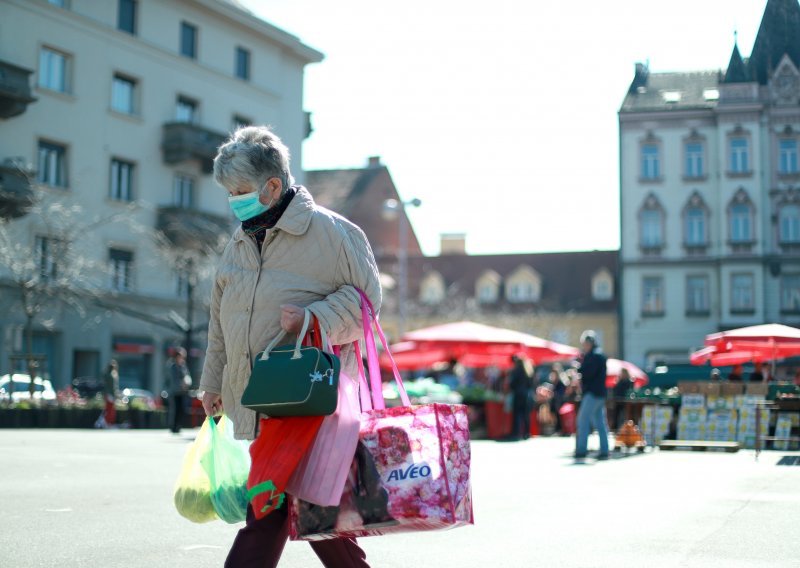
[506,266,541,303]
[591,269,614,301]
[419,271,446,305]
[475,270,501,304]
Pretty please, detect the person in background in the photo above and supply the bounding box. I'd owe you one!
[438,359,461,390]
[575,330,609,459]
[167,347,191,434]
[548,365,568,434]
[611,367,633,430]
[508,356,534,440]
[709,368,722,382]
[728,364,744,382]
[749,362,765,383]
[102,359,119,427]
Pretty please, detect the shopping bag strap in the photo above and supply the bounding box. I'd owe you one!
[356,288,411,409]
[354,340,373,412]
[259,308,312,361]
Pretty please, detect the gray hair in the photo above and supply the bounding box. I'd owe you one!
[213,125,294,193]
[580,330,597,345]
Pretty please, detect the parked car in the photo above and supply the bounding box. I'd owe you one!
[0,374,57,404]
[71,376,104,399]
[120,388,161,410]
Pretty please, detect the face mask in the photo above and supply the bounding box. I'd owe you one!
[228,190,274,221]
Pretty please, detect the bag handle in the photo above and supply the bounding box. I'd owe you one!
[259,308,313,361]
[356,289,411,409]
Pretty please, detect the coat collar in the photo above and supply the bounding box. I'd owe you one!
[233,186,315,241]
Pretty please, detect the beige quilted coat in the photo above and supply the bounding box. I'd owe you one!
[198,187,382,440]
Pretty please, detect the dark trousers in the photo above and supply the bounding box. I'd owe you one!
[225,503,369,568]
[168,394,185,433]
[512,402,530,440]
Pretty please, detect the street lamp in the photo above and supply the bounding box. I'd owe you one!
[382,197,421,337]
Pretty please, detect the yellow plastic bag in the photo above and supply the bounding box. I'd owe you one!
[173,418,218,523]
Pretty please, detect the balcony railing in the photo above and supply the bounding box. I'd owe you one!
[0,59,37,118]
[156,206,231,252]
[0,161,34,219]
[161,122,227,174]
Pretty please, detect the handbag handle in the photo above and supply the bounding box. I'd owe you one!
[356,289,411,410]
[259,308,313,361]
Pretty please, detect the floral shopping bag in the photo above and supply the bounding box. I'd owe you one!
[290,290,474,540]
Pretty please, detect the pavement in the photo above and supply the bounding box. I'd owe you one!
[1,429,799,568]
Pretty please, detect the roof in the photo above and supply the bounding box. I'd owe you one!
[620,71,720,113]
[408,250,619,312]
[749,0,800,84]
[723,44,749,83]
[305,168,383,218]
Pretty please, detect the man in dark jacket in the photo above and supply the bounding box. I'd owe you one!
[508,356,533,440]
[575,330,609,459]
[167,348,191,434]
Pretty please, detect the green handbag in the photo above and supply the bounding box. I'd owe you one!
[241,309,340,417]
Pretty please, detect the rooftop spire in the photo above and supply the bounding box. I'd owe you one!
[748,0,800,84]
[724,41,749,83]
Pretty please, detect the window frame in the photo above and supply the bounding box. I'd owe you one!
[779,204,800,244]
[175,95,198,124]
[641,276,664,317]
[37,139,69,189]
[684,141,705,179]
[780,274,800,314]
[110,73,138,115]
[685,275,710,316]
[35,236,60,281]
[173,174,195,208]
[640,143,661,181]
[117,0,137,35]
[109,248,134,293]
[728,135,751,176]
[730,272,755,314]
[778,138,799,175]
[38,46,70,94]
[109,158,135,202]
[180,21,198,59]
[235,46,251,81]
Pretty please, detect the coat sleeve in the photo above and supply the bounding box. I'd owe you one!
[199,271,226,395]
[307,226,382,346]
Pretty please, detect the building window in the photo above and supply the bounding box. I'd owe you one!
[109,248,134,292]
[180,22,198,59]
[235,47,250,81]
[232,115,252,131]
[642,277,664,316]
[508,282,535,303]
[640,209,663,249]
[37,140,68,188]
[118,0,137,35]
[730,137,750,173]
[506,266,541,303]
[641,144,660,179]
[779,205,800,244]
[779,139,799,175]
[48,0,68,8]
[686,276,709,314]
[730,203,753,243]
[781,275,800,313]
[173,175,194,208]
[38,47,69,93]
[176,96,197,124]
[35,236,59,281]
[110,159,134,202]
[591,269,614,301]
[731,273,755,313]
[419,272,446,305]
[684,207,707,247]
[685,142,704,178]
[111,74,137,115]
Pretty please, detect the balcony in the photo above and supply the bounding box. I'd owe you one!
[156,206,231,252]
[0,60,37,118]
[0,161,35,219]
[161,122,227,174]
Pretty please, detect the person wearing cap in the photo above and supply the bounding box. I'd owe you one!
[575,330,609,459]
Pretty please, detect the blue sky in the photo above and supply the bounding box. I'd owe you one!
[241,0,769,256]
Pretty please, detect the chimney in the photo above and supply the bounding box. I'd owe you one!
[367,156,381,168]
[630,62,649,93]
[440,233,467,255]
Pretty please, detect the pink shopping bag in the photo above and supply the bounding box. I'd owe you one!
[289,290,474,540]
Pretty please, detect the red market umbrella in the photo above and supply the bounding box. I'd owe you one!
[704,323,800,347]
[605,358,648,389]
[695,324,800,369]
[381,321,579,370]
[401,321,579,360]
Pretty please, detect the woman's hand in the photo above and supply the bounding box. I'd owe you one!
[280,304,313,334]
[202,391,222,416]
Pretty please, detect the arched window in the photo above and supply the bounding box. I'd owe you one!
[475,270,501,304]
[419,271,446,305]
[685,207,706,246]
[730,203,753,243]
[780,205,800,244]
[639,194,664,252]
[505,266,541,303]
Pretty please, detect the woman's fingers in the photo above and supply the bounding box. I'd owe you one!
[280,304,305,333]
[202,392,222,416]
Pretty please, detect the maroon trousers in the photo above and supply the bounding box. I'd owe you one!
[225,503,369,568]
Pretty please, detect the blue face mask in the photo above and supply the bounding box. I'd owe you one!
[228,190,274,221]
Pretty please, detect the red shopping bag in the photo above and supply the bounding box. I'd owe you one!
[289,290,474,540]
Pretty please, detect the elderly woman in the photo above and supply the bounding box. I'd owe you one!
[199,126,380,567]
